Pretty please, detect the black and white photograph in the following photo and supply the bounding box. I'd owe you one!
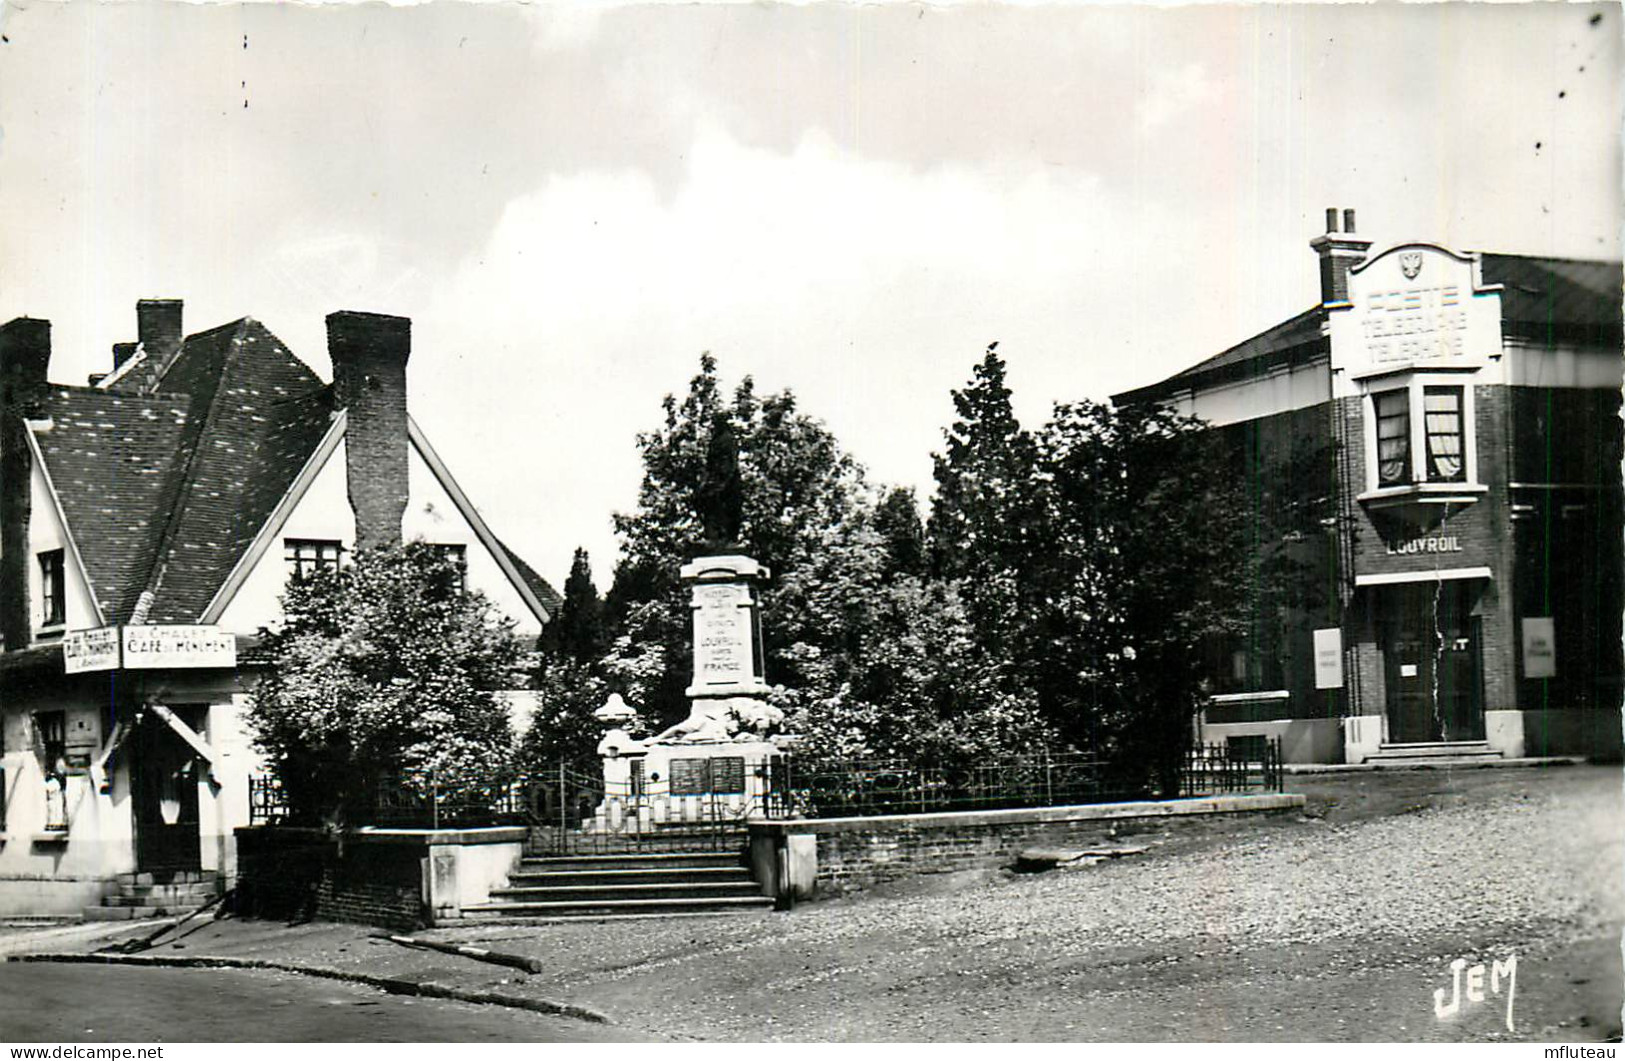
[0,0,1620,1047]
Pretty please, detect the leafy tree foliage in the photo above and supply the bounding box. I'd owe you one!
[248,543,526,823]
[927,347,1041,655]
[605,356,1055,761]
[523,548,618,768]
[1022,400,1247,792]
[537,547,607,673]
[606,355,870,727]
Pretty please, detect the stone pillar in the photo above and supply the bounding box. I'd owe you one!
[680,554,770,701]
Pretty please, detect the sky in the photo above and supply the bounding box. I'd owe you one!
[1,1,1619,592]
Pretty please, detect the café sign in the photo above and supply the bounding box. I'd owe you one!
[64,624,237,674]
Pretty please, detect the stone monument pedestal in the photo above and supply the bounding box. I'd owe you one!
[592,740,779,833]
[590,554,790,834]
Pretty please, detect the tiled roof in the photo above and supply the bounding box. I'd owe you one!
[1113,305,1328,404]
[494,537,563,618]
[136,319,333,623]
[34,386,192,622]
[1479,253,1623,332]
[33,313,556,628]
[1115,251,1622,404]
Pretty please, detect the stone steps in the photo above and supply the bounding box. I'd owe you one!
[82,904,206,922]
[463,895,774,919]
[83,871,223,922]
[472,848,770,921]
[490,881,765,903]
[1364,741,1503,765]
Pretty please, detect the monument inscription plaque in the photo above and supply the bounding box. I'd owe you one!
[693,582,752,687]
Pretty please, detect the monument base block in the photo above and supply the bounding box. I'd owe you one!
[591,740,780,833]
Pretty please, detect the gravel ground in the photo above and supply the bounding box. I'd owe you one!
[420,764,1622,1041]
[34,763,1621,1042]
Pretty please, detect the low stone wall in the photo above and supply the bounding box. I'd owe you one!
[232,826,525,930]
[748,793,1305,901]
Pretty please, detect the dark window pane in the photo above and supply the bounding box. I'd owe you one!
[38,549,65,627]
[1425,387,1465,482]
[1375,390,1411,486]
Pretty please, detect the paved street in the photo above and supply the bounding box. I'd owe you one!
[0,962,655,1043]
[5,764,1618,1043]
[412,763,1621,1042]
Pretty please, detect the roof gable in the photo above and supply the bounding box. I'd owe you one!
[204,415,557,630]
[136,320,334,623]
[32,386,191,622]
[35,310,555,631]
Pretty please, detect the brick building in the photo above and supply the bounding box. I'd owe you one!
[1114,210,1623,765]
[0,302,558,915]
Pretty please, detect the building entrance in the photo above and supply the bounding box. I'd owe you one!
[132,706,204,873]
[1378,583,1485,744]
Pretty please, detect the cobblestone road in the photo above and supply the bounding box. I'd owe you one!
[429,764,1622,1041]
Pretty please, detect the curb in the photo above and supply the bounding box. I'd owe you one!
[383,934,546,974]
[5,951,610,1026]
[1283,756,1586,775]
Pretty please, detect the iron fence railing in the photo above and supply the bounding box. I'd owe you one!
[1180,738,1285,796]
[248,774,290,826]
[246,737,1283,834]
[763,751,1145,820]
[765,739,1284,820]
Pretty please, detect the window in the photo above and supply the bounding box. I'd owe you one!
[35,711,68,832]
[429,543,468,594]
[1374,390,1411,486]
[285,539,342,578]
[1424,387,1465,482]
[33,711,67,776]
[37,549,65,628]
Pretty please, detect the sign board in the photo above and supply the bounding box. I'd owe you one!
[1521,617,1557,679]
[122,625,236,669]
[668,756,747,796]
[1384,535,1465,557]
[710,757,746,794]
[63,626,121,674]
[1312,628,1344,690]
[62,624,236,673]
[669,758,707,796]
[692,583,753,687]
[1329,245,1500,393]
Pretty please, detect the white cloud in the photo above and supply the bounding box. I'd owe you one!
[414,125,1186,587]
[1137,62,1217,132]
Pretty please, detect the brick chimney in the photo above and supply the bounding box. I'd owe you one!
[327,311,410,551]
[136,299,183,361]
[1309,207,1371,306]
[0,317,50,650]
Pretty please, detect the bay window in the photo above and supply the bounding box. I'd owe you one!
[1424,387,1465,482]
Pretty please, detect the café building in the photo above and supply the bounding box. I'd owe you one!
[1114,210,1622,764]
[0,302,556,915]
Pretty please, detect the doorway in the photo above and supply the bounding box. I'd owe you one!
[1379,583,1485,744]
[132,706,204,873]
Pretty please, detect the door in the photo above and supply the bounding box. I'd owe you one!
[132,707,204,873]
[1380,584,1485,744]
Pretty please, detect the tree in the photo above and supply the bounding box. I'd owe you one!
[874,486,927,578]
[247,542,527,824]
[1023,400,1247,792]
[538,547,607,673]
[773,573,1056,764]
[606,356,871,727]
[927,347,1040,656]
[524,548,616,768]
[607,355,1057,763]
